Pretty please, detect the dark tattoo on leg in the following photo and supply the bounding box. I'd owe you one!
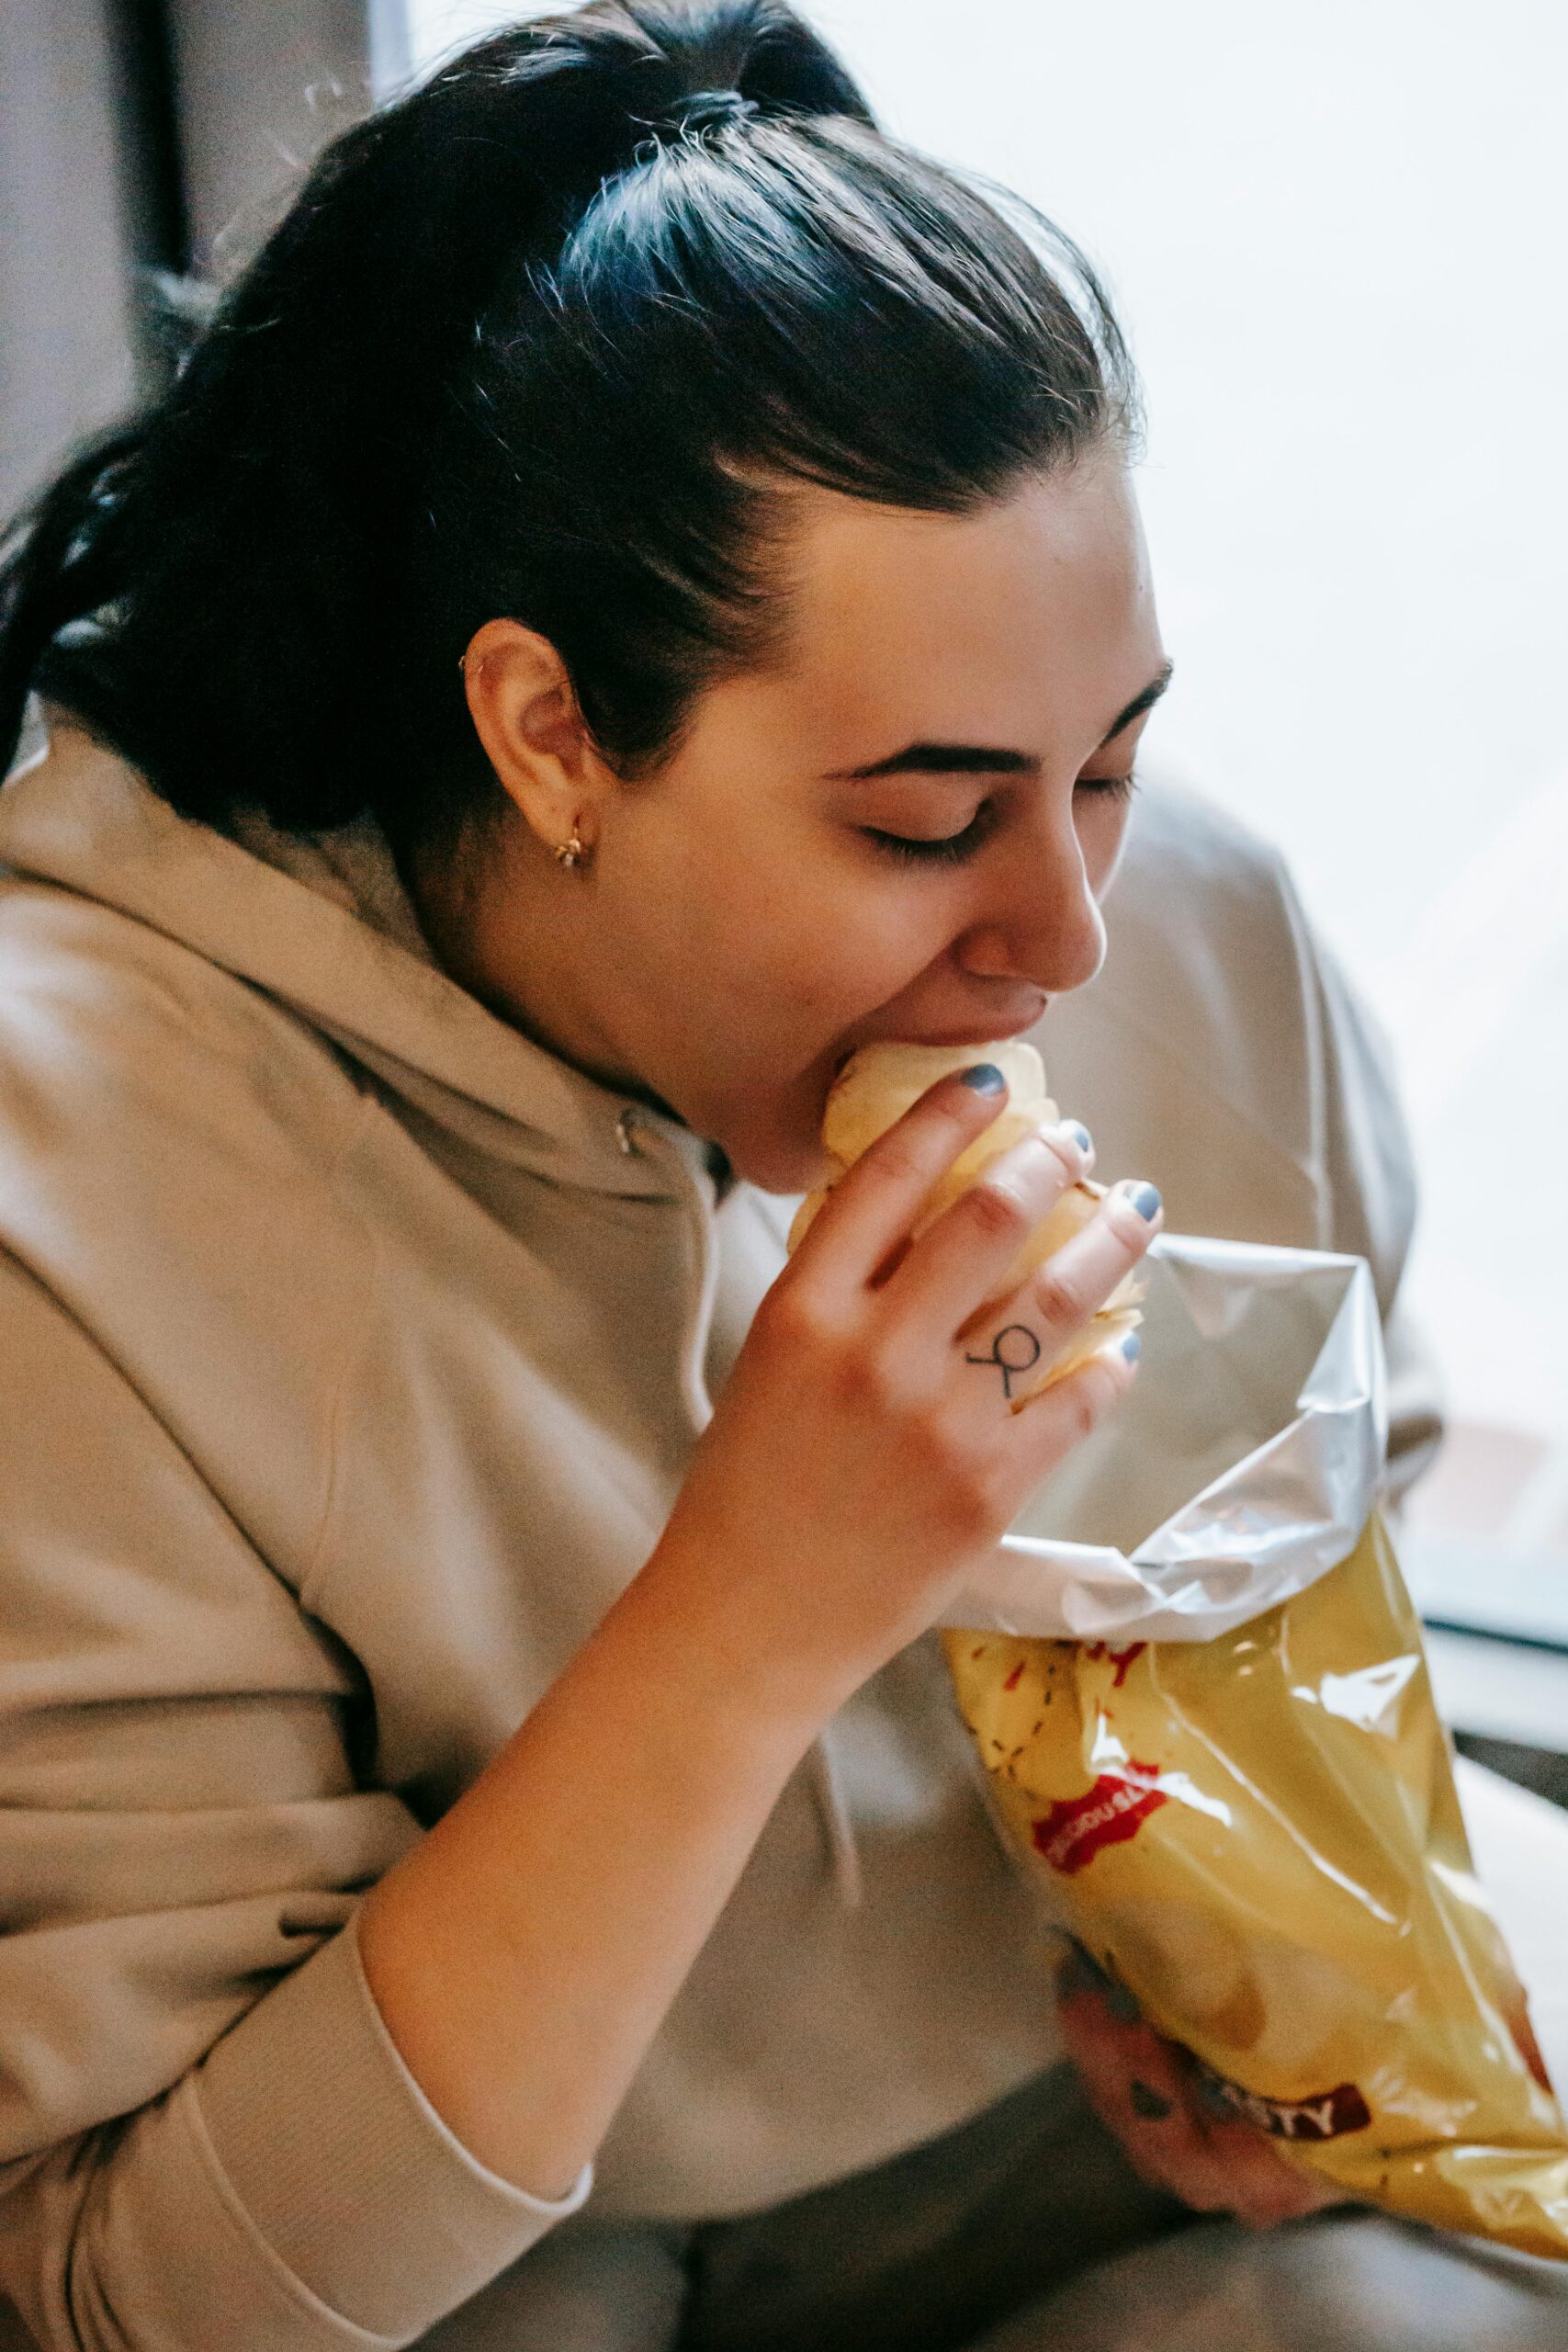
[964,1323,1042,1402]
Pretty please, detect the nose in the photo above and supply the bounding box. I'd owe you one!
[953,804,1107,998]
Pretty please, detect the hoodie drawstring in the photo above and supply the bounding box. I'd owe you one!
[808,1726,864,1910]
[617,1103,864,1912]
[616,1107,721,1437]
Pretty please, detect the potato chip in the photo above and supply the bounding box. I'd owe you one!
[821,1040,1055,1165]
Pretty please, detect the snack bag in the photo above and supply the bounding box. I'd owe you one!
[797,1040,1568,2257]
[944,1514,1568,2256]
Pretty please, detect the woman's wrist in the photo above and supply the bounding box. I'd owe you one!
[628,1522,875,1748]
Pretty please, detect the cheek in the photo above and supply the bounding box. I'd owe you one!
[670,833,944,1021]
[773,880,953,1032]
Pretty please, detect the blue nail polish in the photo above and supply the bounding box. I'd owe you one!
[1055,1948,1099,2001]
[1121,1329,1142,1364]
[1055,1938,1113,2000]
[1127,1182,1162,1222]
[959,1063,1007,1096]
[1066,1120,1092,1153]
[1105,1977,1143,2025]
[1196,2070,1236,2120]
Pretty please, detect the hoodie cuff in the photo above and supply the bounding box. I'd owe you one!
[194,1913,591,2341]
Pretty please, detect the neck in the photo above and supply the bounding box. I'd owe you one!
[398,820,661,1110]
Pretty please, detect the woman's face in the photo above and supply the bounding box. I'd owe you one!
[447,452,1168,1193]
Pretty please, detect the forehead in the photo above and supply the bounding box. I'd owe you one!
[771,458,1158,754]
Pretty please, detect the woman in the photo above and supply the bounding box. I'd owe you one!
[0,6,1559,2347]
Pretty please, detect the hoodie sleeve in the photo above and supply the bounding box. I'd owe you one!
[0,915,590,2349]
[1269,858,1446,1509]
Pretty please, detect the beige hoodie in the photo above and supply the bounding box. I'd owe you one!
[0,717,1438,2350]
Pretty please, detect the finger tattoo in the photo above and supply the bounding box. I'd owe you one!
[1129,2080,1175,2121]
[964,1322,1042,1401]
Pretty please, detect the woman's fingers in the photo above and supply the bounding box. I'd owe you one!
[954,1179,1160,1421]
[788,1064,1024,1296]
[1056,1952,1342,2228]
[1056,1972,1244,2213]
[769,1062,1156,1637]
[874,1116,1094,1343]
[1186,2101,1346,2229]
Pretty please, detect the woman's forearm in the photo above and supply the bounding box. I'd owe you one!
[355,1540,833,2195]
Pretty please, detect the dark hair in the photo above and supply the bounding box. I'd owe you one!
[0,0,1137,854]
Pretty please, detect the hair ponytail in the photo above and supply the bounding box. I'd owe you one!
[0,425,144,776]
[2,0,1135,849]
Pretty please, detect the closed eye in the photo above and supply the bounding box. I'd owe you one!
[860,805,998,865]
[1077,771,1140,806]
[861,772,1139,867]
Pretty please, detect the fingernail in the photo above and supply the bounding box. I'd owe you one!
[1055,1938,1111,2000]
[1064,1120,1093,1154]
[1121,1329,1142,1364]
[1125,1182,1162,1222]
[959,1063,1007,1096]
[1195,2070,1236,2120]
[1104,1976,1143,2025]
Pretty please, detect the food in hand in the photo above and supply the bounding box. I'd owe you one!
[787,1041,1143,1404]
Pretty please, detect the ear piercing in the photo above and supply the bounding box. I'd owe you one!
[457,652,588,871]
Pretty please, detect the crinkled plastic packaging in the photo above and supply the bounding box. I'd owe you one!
[944,1512,1568,2256]
[800,1043,1568,2257]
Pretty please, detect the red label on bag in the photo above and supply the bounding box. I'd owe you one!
[1032,1763,1168,1874]
[1201,2070,1372,2142]
[1082,1640,1147,1689]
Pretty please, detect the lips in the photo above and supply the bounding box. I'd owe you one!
[901,1021,1045,1046]
[834,1005,1049,1072]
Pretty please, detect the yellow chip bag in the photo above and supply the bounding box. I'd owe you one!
[798,1040,1568,2259]
[944,1515,1568,2257]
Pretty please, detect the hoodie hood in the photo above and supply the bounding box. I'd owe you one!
[0,713,718,1205]
[0,713,884,1966]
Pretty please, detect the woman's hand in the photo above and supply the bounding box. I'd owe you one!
[649,1064,1161,1717]
[358,1065,1157,2200]
[1055,1941,1345,2230]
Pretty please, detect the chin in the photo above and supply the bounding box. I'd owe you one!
[706,1080,840,1196]
[685,1053,841,1197]
[724,1130,836,1196]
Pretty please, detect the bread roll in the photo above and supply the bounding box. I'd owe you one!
[787,1041,1143,1408]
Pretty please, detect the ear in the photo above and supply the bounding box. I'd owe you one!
[459,618,613,855]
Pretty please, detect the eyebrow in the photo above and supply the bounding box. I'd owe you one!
[825,660,1174,781]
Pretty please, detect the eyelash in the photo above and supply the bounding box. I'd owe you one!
[862,772,1141,866]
